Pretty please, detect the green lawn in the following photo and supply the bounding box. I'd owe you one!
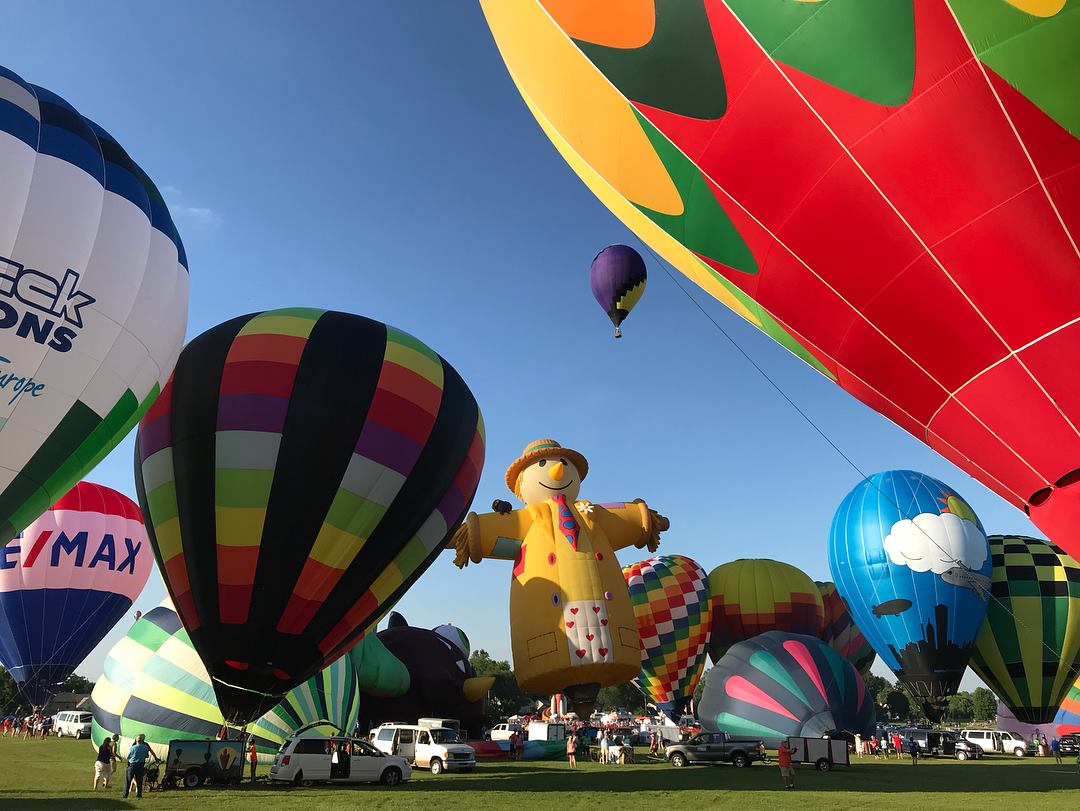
[1,737,1078,810]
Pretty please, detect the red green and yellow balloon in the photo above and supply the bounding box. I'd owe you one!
[816,581,875,675]
[969,535,1080,724]
[708,559,824,664]
[622,554,711,721]
[135,308,485,723]
[480,1,1080,561]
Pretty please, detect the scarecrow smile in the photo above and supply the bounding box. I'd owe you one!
[541,480,574,491]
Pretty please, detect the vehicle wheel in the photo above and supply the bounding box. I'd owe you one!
[182,770,202,789]
[956,751,968,761]
[55,729,63,738]
[1014,748,1025,758]
[381,767,403,786]
[732,754,749,769]
[430,758,444,776]
[670,753,687,768]
[300,779,315,788]
[816,758,831,772]
[292,772,303,787]
[75,730,83,740]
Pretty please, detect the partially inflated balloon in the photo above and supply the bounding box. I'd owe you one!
[480,1,1080,559]
[622,554,711,721]
[0,65,188,544]
[135,309,484,722]
[90,603,360,762]
[0,481,151,704]
[589,244,646,338]
[699,631,875,748]
[707,559,823,664]
[816,581,875,675]
[969,535,1080,724]
[1056,674,1080,737]
[830,470,991,720]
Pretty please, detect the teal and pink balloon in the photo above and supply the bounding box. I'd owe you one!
[0,481,151,704]
[589,244,646,338]
[829,470,991,721]
[0,65,188,545]
[698,631,875,748]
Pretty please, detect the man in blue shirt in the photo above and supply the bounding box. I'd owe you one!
[121,734,155,799]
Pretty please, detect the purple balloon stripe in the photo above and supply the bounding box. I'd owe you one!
[354,420,421,477]
[216,394,290,433]
[437,482,466,526]
[138,413,172,461]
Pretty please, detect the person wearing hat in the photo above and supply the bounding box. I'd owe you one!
[452,439,669,718]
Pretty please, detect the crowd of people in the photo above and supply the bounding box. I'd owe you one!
[1,712,52,739]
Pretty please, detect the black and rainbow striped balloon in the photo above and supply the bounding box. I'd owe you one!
[135,308,484,722]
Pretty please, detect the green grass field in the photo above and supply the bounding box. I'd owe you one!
[1,737,1078,810]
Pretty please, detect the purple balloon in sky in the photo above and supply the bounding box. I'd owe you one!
[589,244,647,338]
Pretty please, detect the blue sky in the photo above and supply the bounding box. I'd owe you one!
[5,1,1041,690]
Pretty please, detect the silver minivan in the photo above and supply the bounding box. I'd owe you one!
[53,711,92,739]
[959,729,1034,757]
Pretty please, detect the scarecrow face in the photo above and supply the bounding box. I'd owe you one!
[518,456,582,504]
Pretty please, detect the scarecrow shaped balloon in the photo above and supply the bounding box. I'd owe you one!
[453,439,669,716]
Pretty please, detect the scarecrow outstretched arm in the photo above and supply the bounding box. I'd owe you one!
[452,510,530,567]
[588,499,669,553]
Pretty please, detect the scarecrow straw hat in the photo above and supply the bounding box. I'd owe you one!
[505,439,589,496]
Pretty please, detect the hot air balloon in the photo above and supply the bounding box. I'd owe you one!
[816,581,875,675]
[969,535,1080,724]
[0,65,188,545]
[589,244,647,338]
[134,308,485,723]
[90,602,360,762]
[622,554,711,721]
[1055,673,1080,736]
[480,2,1080,560]
[0,481,151,704]
[829,470,991,721]
[698,631,875,748]
[707,559,824,664]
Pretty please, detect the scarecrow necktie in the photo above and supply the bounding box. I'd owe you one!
[551,494,579,551]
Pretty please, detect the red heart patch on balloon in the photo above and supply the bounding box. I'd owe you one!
[576,649,586,658]
[598,647,608,656]
[570,608,579,614]
[565,621,574,628]
[586,633,594,641]
[600,619,608,625]
[592,606,600,613]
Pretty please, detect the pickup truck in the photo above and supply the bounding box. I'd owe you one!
[666,732,766,768]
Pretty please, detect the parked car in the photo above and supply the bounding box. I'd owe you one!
[371,724,476,774]
[270,735,411,787]
[487,723,521,742]
[53,711,92,739]
[1058,734,1080,756]
[666,732,766,768]
[951,736,983,761]
[958,729,1037,757]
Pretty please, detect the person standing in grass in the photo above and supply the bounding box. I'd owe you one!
[854,733,862,758]
[93,737,115,790]
[248,738,258,781]
[565,730,577,769]
[777,739,796,790]
[1051,736,1062,764]
[121,734,154,799]
[908,737,920,766]
[599,730,609,764]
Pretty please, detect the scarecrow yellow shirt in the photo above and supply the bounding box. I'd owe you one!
[455,498,659,694]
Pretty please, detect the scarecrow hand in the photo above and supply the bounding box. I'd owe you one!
[452,521,472,568]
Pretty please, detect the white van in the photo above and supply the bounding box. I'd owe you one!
[371,724,476,774]
[53,711,92,739]
[269,735,411,786]
[958,729,1035,757]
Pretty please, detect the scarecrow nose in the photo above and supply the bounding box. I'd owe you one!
[548,461,564,481]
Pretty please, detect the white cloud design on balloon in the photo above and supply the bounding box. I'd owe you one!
[882,512,987,575]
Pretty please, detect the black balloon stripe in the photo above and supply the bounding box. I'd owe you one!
[314,357,480,660]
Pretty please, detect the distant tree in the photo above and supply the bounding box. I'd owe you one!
[596,682,646,714]
[863,673,890,699]
[946,693,974,722]
[879,689,911,721]
[60,674,93,694]
[469,649,531,720]
[972,687,997,723]
[693,668,711,707]
[0,667,17,714]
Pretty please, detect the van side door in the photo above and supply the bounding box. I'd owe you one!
[398,728,417,765]
[414,730,432,768]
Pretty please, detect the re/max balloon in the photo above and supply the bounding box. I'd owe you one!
[829,470,991,720]
[698,631,875,748]
[0,481,151,704]
[969,535,1080,724]
[135,308,485,723]
[90,602,359,762]
[707,559,824,664]
[481,1,1080,559]
[622,554,711,721]
[589,244,647,338]
[0,65,188,544]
